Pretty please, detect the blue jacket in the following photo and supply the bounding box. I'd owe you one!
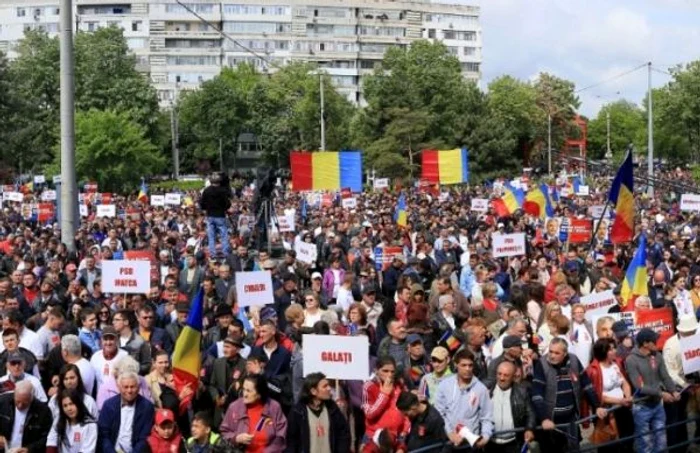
[79,327,102,353]
[97,394,154,453]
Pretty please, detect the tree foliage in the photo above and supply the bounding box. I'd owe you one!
[61,110,165,192]
[587,100,645,160]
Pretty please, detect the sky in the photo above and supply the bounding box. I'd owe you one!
[475,0,700,117]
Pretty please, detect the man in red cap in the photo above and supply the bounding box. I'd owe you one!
[147,408,185,452]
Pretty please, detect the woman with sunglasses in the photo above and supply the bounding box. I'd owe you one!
[97,306,112,330]
[302,291,326,328]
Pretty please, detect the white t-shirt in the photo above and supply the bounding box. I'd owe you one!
[331,269,342,298]
[90,349,128,386]
[48,421,99,453]
[569,322,593,369]
[73,358,97,396]
[49,393,99,420]
[601,363,625,399]
[10,406,28,449]
[0,373,48,402]
[303,310,325,328]
[336,287,354,316]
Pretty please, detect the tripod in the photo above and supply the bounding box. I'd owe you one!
[253,198,278,254]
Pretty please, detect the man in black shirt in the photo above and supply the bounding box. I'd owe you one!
[200,172,232,258]
[396,391,447,452]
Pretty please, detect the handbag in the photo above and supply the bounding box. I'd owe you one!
[590,413,619,444]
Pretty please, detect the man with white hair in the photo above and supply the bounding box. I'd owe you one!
[0,351,47,402]
[98,371,155,453]
[61,334,96,395]
[0,380,52,452]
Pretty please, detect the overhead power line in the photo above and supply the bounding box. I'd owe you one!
[575,64,648,94]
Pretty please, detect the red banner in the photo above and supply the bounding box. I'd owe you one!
[124,250,159,284]
[568,218,593,244]
[101,193,113,205]
[379,246,403,271]
[37,203,55,222]
[321,193,333,208]
[635,307,674,348]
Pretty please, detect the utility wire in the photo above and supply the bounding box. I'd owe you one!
[173,0,284,71]
[575,63,647,93]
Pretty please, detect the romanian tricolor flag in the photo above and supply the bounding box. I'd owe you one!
[608,152,635,244]
[523,183,555,219]
[619,234,648,312]
[290,151,363,192]
[421,148,469,185]
[172,288,203,405]
[395,193,407,227]
[439,330,462,353]
[137,181,148,204]
[492,186,522,217]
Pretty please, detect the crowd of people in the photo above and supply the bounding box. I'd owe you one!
[0,166,699,453]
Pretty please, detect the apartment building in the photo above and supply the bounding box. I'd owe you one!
[0,0,481,105]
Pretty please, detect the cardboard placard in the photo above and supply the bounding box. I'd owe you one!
[37,203,55,222]
[576,185,590,196]
[295,241,317,265]
[41,190,57,201]
[79,204,88,217]
[680,334,700,375]
[302,334,369,380]
[235,271,274,307]
[165,193,181,205]
[341,197,357,209]
[492,233,526,258]
[124,250,159,283]
[374,178,389,189]
[102,260,151,294]
[471,198,489,213]
[580,291,616,322]
[374,246,403,271]
[589,205,606,218]
[680,194,700,211]
[4,192,23,202]
[568,219,593,244]
[150,195,165,207]
[33,175,45,184]
[277,214,295,233]
[635,307,675,348]
[96,204,116,218]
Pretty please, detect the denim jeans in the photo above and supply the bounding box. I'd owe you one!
[207,216,229,257]
[633,402,667,452]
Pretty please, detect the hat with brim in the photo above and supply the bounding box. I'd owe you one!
[677,314,699,333]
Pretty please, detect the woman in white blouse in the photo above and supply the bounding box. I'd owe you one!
[302,291,326,328]
[47,389,98,453]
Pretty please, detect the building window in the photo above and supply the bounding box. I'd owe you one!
[86,22,97,31]
[33,8,43,16]
[427,29,436,39]
[463,46,476,56]
[17,8,26,17]
[52,7,60,15]
[462,62,480,72]
[132,20,142,31]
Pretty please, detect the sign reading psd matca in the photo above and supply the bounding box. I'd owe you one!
[102,260,150,294]
[303,334,369,380]
[235,271,274,307]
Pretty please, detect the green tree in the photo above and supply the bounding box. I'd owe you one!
[58,110,165,191]
[533,72,581,166]
[587,100,645,160]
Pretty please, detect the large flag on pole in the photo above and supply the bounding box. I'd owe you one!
[619,234,648,312]
[523,183,555,219]
[171,288,203,405]
[608,152,635,243]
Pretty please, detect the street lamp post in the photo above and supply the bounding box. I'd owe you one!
[547,113,552,176]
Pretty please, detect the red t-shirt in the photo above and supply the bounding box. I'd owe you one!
[247,402,268,453]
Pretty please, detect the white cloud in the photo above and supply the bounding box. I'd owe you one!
[479,0,700,117]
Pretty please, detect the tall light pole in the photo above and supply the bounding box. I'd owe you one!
[170,79,180,180]
[319,72,326,151]
[606,110,612,159]
[59,0,77,251]
[547,113,552,176]
[647,61,654,197]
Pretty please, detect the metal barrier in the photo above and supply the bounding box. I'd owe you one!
[407,397,700,453]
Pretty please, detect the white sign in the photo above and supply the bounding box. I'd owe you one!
[41,190,57,201]
[576,185,590,196]
[278,214,295,233]
[374,178,389,189]
[150,195,165,207]
[471,198,489,213]
[165,193,181,205]
[580,290,616,322]
[33,175,45,184]
[492,233,526,257]
[4,192,23,202]
[235,271,274,307]
[302,334,369,380]
[341,197,357,209]
[96,204,116,218]
[295,241,318,265]
[79,204,88,217]
[53,175,62,184]
[102,260,151,294]
[589,205,606,218]
[680,334,700,375]
[680,194,700,211]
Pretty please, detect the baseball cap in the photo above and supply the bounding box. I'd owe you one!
[503,335,523,349]
[406,334,423,345]
[311,272,322,280]
[102,326,118,338]
[430,346,449,361]
[611,321,630,339]
[155,409,175,425]
[7,351,24,363]
[260,306,277,322]
[636,328,659,346]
